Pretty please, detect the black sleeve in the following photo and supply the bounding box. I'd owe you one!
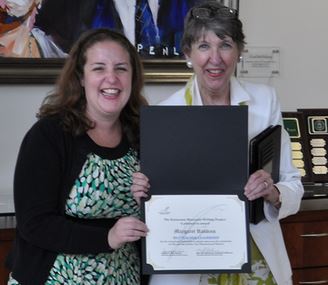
[14,118,115,254]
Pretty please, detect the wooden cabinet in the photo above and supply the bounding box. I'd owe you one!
[0,217,15,285]
[281,209,328,285]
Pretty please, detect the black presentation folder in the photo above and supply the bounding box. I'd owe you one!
[249,125,281,224]
[140,105,251,274]
[140,105,249,195]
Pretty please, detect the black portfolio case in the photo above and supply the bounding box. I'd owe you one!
[249,125,281,224]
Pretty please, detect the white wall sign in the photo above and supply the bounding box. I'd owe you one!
[237,47,280,78]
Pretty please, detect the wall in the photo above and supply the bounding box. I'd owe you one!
[0,86,51,195]
[1,0,328,196]
[0,84,181,195]
[239,0,328,110]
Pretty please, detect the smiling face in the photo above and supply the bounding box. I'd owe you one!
[186,30,240,103]
[81,40,132,122]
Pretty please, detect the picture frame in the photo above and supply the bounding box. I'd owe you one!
[0,0,239,84]
[0,57,192,84]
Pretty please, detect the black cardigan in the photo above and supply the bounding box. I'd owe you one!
[6,116,146,284]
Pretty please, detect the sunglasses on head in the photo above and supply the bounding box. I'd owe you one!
[191,6,238,20]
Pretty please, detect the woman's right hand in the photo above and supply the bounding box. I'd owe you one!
[131,172,150,205]
[107,216,148,249]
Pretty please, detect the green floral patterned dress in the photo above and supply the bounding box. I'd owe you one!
[200,238,277,285]
[9,148,141,285]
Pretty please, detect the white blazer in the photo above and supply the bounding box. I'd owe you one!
[149,77,304,285]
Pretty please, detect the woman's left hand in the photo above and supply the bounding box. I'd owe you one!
[131,172,150,205]
[244,169,280,206]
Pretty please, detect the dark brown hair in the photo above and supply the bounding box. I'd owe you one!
[38,28,147,150]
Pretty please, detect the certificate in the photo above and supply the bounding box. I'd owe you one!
[143,195,249,273]
[140,106,251,274]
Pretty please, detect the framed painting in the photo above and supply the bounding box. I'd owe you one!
[0,0,239,84]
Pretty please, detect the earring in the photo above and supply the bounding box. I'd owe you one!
[186,60,193,68]
[239,55,243,62]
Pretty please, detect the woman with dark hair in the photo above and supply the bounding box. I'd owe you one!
[134,1,304,284]
[7,28,149,285]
